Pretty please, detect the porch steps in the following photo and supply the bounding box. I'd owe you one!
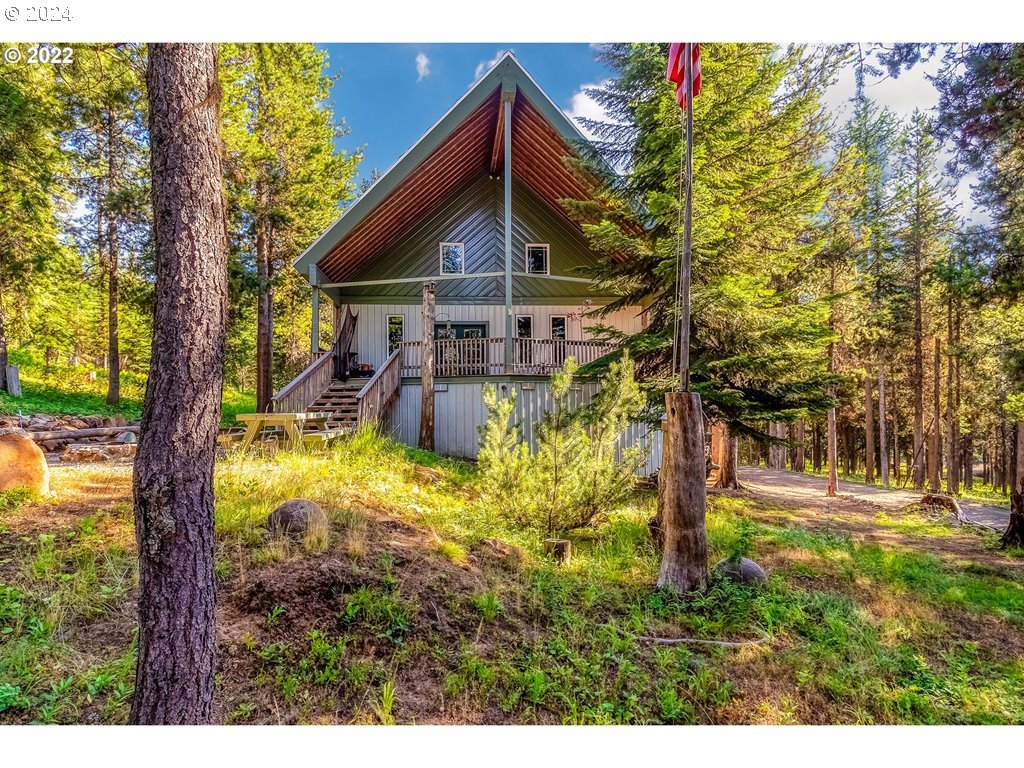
[307,378,369,430]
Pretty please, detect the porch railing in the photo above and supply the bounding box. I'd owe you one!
[271,352,333,414]
[356,348,403,425]
[396,337,614,377]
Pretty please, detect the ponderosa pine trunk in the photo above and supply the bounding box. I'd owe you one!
[0,282,7,392]
[658,391,708,592]
[928,337,942,493]
[713,421,740,489]
[131,43,227,725]
[864,375,875,484]
[1001,422,1024,548]
[255,178,274,413]
[827,408,838,497]
[877,365,889,487]
[812,421,822,473]
[106,108,121,406]
[793,419,805,472]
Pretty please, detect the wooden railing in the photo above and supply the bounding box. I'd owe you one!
[271,352,333,414]
[356,348,403,425]
[396,337,614,377]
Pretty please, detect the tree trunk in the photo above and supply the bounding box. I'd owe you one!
[657,391,708,593]
[912,244,925,490]
[713,421,741,490]
[928,337,941,493]
[418,281,435,451]
[827,408,838,497]
[131,43,227,725]
[105,108,121,406]
[877,365,889,487]
[946,306,959,494]
[892,376,900,484]
[255,179,274,413]
[864,375,875,484]
[812,421,822,473]
[0,282,7,392]
[1001,422,1024,548]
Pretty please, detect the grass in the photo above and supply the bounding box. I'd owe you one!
[0,349,255,426]
[2,429,1023,724]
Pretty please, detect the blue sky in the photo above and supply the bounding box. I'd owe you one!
[318,43,611,185]
[317,43,980,220]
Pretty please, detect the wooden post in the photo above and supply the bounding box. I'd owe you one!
[657,391,708,593]
[418,281,436,451]
[309,265,320,357]
[502,88,516,372]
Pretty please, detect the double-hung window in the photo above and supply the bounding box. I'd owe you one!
[440,242,465,274]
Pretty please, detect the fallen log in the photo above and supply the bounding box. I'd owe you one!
[27,426,139,442]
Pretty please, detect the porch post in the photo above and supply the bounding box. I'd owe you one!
[309,264,320,356]
[502,87,516,373]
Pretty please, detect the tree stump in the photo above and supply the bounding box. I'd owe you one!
[920,492,966,523]
[544,538,572,564]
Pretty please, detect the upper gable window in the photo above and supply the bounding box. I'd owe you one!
[526,243,550,275]
[440,242,465,274]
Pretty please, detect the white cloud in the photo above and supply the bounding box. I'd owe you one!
[415,52,431,82]
[565,81,610,141]
[472,49,511,84]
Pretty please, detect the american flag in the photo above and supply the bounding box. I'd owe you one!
[666,43,702,109]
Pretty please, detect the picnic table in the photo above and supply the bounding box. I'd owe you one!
[234,412,331,451]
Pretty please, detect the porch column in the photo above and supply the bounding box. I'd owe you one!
[502,87,516,372]
[309,264,320,356]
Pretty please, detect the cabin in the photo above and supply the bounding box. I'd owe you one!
[277,53,662,472]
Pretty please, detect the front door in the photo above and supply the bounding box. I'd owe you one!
[434,323,487,375]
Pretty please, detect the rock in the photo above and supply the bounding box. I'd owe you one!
[102,415,127,428]
[39,440,63,453]
[266,499,328,537]
[0,427,30,439]
[116,431,137,444]
[61,443,136,463]
[714,557,768,586]
[0,433,50,495]
[68,419,89,430]
[83,415,104,428]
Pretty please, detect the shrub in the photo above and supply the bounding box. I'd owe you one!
[477,353,649,537]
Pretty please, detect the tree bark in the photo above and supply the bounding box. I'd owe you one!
[255,178,274,413]
[0,282,8,392]
[131,43,227,725]
[657,391,708,593]
[826,408,838,497]
[105,108,121,406]
[864,374,875,484]
[418,281,435,451]
[791,420,805,471]
[1001,422,1024,548]
[877,365,889,487]
[928,337,942,493]
[713,421,741,489]
[812,421,822,473]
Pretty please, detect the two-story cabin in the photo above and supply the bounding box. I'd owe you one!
[276,53,662,472]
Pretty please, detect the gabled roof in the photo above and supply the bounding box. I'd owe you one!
[294,53,601,285]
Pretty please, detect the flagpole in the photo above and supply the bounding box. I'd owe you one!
[679,42,695,393]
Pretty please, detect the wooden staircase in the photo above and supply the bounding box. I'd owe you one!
[307,378,370,430]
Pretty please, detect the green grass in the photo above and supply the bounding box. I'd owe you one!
[0,349,255,425]
[3,430,1023,724]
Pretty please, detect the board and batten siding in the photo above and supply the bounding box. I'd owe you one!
[383,379,662,476]
[348,302,645,370]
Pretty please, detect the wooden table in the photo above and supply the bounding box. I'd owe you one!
[235,412,330,451]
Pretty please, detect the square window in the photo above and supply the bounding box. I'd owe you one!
[440,242,465,274]
[386,315,404,355]
[550,315,567,340]
[526,244,549,274]
[516,315,533,338]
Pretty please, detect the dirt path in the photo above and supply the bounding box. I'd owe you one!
[737,465,1010,530]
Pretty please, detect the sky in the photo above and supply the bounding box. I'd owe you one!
[318,43,980,220]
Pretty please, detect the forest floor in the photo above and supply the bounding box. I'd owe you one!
[2,434,1023,725]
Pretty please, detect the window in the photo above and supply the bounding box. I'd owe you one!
[550,315,567,340]
[516,315,533,338]
[386,315,404,355]
[440,242,465,274]
[525,243,549,275]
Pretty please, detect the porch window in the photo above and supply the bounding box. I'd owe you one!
[386,315,404,355]
[516,315,533,338]
[526,243,549,274]
[440,242,465,274]
[550,315,567,340]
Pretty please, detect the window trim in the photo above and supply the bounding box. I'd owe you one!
[386,314,404,355]
[439,241,466,275]
[549,314,568,340]
[515,313,534,339]
[525,243,550,275]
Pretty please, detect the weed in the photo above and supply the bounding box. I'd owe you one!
[373,680,397,724]
[473,591,504,622]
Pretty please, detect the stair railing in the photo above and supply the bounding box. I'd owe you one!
[356,347,403,426]
[272,305,355,413]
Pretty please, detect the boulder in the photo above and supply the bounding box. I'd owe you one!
[116,431,137,444]
[266,499,328,537]
[714,557,768,587]
[0,433,50,495]
[103,415,127,428]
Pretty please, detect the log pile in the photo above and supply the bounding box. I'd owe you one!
[0,413,139,459]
